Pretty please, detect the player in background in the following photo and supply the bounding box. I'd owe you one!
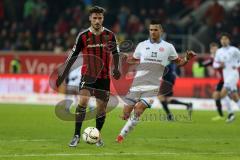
[201,42,233,121]
[158,63,193,121]
[116,19,196,143]
[56,6,121,147]
[65,66,81,109]
[213,33,240,123]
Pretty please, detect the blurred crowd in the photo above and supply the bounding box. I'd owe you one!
[205,0,240,47]
[0,0,239,54]
[0,0,203,52]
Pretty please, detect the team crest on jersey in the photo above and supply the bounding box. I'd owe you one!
[103,35,109,41]
[159,47,164,52]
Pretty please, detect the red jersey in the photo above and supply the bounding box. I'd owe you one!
[67,27,119,79]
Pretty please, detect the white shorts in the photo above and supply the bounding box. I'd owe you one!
[224,77,238,92]
[124,86,159,108]
[223,70,239,92]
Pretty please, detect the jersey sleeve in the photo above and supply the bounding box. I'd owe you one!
[111,34,120,55]
[168,44,178,61]
[133,43,142,59]
[234,47,240,67]
[66,33,84,63]
[60,32,84,78]
[213,50,222,68]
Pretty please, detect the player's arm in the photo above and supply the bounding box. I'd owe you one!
[172,50,196,66]
[213,51,224,69]
[111,35,121,80]
[56,33,83,87]
[200,58,213,67]
[121,53,140,64]
[124,43,142,64]
[234,48,240,69]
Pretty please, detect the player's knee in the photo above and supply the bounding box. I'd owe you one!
[158,95,166,101]
[79,97,89,107]
[122,105,134,120]
[212,92,220,99]
[134,103,146,117]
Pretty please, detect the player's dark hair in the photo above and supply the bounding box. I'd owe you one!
[220,32,231,40]
[150,19,163,28]
[210,42,219,47]
[89,6,106,15]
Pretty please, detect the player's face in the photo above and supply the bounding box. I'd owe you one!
[210,46,218,55]
[89,13,104,30]
[220,36,230,47]
[149,25,162,41]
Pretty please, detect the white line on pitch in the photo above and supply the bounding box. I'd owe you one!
[0,152,239,158]
[0,139,57,142]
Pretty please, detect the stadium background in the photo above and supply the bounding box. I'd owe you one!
[0,0,240,107]
[0,1,240,160]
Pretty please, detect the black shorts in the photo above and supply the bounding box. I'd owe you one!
[79,76,110,101]
[215,81,224,92]
[159,78,176,97]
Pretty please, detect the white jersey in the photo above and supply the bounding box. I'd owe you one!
[213,46,240,90]
[125,39,178,107]
[133,39,178,66]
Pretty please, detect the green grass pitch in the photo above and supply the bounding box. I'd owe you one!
[0,103,240,160]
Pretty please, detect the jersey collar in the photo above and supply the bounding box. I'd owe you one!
[149,38,162,44]
[89,27,105,35]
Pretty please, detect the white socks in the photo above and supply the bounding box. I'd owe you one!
[120,113,139,137]
[237,99,240,109]
[222,96,233,114]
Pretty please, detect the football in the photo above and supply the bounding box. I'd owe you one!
[82,127,100,144]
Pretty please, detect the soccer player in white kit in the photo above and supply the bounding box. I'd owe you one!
[116,20,196,143]
[213,33,240,122]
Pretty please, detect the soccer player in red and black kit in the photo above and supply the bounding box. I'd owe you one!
[56,6,121,147]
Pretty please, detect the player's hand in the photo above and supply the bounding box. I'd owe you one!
[113,68,121,80]
[219,62,225,68]
[186,50,196,60]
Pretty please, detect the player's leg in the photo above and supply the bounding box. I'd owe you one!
[116,104,134,143]
[69,88,91,147]
[158,95,173,121]
[168,98,193,112]
[93,78,111,147]
[94,97,108,147]
[211,81,224,121]
[223,96,235,123]
[116,101,135,143]
[212,91,224,120]
[158,80,174,121]
[95,94,108,132]
[117,100,148,143]
[116,90,140,143]
[220,82,237,122]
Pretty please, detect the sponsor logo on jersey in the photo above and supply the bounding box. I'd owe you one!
[159,47,164,52]
[87,44,106,48]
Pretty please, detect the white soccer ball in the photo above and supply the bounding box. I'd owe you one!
[82,127,100,144]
